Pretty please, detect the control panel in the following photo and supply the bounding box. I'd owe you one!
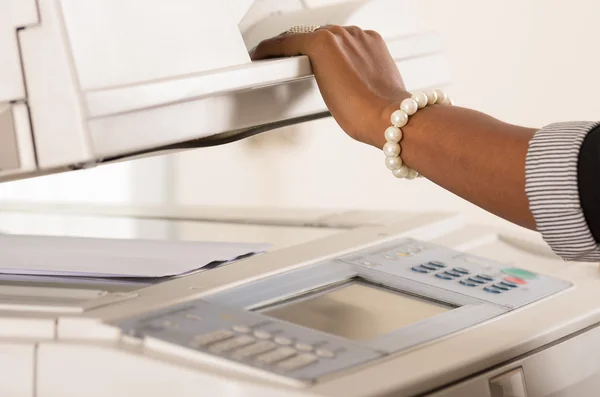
[339,239,570,309]
[114,238,571,383]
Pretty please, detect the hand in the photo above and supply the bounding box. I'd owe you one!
[251,26,408,148]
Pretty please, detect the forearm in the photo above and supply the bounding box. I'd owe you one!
[378,103,537,229]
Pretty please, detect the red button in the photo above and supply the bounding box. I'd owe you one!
[504,276,526,285]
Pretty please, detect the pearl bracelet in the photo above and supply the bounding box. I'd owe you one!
[383,89,453,179]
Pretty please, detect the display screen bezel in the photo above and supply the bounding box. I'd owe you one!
[203,257,507,354]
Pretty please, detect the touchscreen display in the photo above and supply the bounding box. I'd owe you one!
[262,281,453,341]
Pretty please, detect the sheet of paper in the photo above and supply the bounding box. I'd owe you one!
[0,235,270,278]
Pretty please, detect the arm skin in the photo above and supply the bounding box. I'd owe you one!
[379,102,537,230]
[252,26,538,231]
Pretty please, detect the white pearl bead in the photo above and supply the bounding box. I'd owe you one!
[390,110,408,128]
[393,165,410,179]
[383,142,401,157]
[400,98,418,116]
[426,90,438,105]
[406,169,419,180]
[384,126,403,143]
[385,156,403,170]
[412,91,428,109]
[435,89,449,105]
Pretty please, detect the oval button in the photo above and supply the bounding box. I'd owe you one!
[484,286,502,294]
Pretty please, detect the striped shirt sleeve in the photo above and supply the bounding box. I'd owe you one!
[525,121,600,261]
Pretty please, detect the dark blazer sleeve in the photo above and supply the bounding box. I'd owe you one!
[525,121,600,261]
[578,125,600,244]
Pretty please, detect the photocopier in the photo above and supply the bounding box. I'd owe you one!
[1,1,600,396]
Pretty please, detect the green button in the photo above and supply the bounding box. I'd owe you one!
[502,268,538,280]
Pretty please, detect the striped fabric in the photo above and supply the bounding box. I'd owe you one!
[525,121,600,261]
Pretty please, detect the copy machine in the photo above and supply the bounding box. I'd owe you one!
[1,1,600,397]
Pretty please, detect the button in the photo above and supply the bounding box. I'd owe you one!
[255,347,297,365]
[185,313,202,321]
[444,270,462,277]
[315,349,335,358]
[274,336,293,346]
[502,268,538,280]
[395,252,410,257]
[453,267,470,274]
[477,274,495,282]
[428,261,447,268]
[435,273,453,280]
[411,266,430,274]
[253,330,272,340]
[484,286,503,294]
[459,280,478,287]
[209,335,255,353]
[384,255,398,260]
[504,276,527,285]
[276,353,319,373]
[500,280,519,288]
[295,343,314,352]
[233,325,252,333]
[231,341,277,360]
[467,277,486,284]
[421,263,439,271]
[492,283,510,291]
[191,330,234,347]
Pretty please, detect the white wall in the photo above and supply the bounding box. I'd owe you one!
[172,0,600,228]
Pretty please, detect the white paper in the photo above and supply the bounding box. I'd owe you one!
[0,235,270,278]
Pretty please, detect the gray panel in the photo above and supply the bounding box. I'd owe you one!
[0,104,20,171]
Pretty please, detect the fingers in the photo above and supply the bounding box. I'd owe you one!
[251,25,378,61]
[251,33,311,60]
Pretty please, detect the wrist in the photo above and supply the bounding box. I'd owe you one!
[373,97,410,148]
[378,89,453,180]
